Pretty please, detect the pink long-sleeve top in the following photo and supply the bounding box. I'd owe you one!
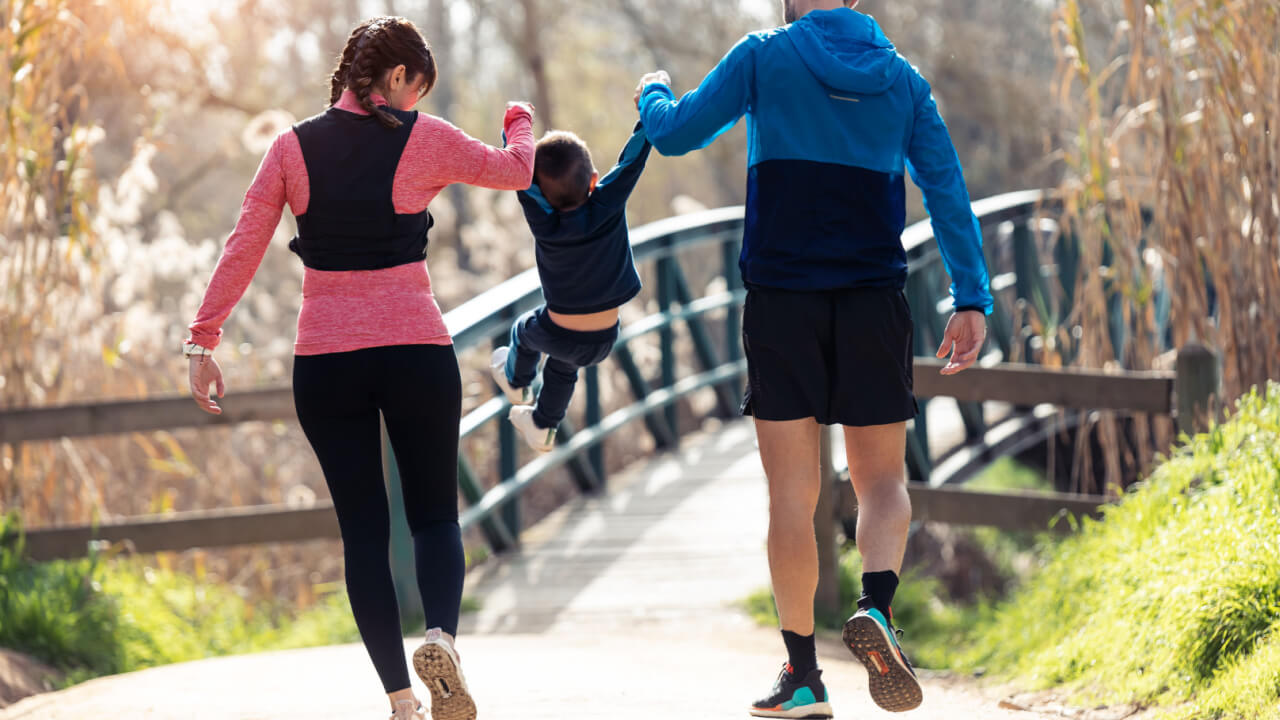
[187,91,535,356]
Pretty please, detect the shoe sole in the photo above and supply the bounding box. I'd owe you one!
[748,701,834,718]
[412,643,477,720]
[843,615,923,712]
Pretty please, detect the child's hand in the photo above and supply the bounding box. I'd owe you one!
[634,71,672,109]
[506,101,536,117]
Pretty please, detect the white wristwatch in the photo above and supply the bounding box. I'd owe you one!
[182,342,212,359]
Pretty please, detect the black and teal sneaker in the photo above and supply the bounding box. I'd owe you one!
[843,600,923,712]
[748,663,833,718]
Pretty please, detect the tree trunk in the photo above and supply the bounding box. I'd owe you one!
[428,0,475,271]
[517,0,554,131]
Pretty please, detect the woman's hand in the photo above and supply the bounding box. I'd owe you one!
[189,354,226,415]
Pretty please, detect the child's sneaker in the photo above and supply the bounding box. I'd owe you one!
[842,601,923,712]
[412,628,476,720]
[489,347,533,405]
[749,663,833,718]
[508,406,556,453]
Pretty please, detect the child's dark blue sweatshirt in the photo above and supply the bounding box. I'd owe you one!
[516,123,650,315]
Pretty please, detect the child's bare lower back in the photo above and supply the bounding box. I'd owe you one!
[547,307,620,332]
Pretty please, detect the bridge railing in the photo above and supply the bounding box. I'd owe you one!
[2,195,1218,595]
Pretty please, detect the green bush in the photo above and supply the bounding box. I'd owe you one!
[0,519,128,677]
[0,515,360,682]
[956,383,1280,720]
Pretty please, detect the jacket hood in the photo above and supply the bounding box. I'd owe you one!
[784,9,903,95]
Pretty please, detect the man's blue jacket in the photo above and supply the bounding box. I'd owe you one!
[639,8,993,312]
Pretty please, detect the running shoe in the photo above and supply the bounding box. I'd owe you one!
[843,600,923,712]
[489,347,533,405]
[749,663,833,718]
[390,699,426,720]
[412,628,477,720]
[508,405,556,453]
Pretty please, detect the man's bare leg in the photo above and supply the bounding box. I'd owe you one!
[843,422,911,576]
[842,421,922,712]
[756,416,823,635]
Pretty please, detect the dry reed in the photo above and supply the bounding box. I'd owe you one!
[1035,0,1279,490]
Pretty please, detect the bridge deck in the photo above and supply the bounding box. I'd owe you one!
[3,420,1036,719]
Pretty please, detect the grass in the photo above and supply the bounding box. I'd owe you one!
[953,384,1280,719]
[0,515,360,684]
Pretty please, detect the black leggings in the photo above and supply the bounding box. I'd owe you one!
[293,344,464,694]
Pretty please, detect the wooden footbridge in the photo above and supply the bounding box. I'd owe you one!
[0,192,1218,718]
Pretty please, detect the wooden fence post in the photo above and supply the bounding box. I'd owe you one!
[1175,343,1219,436]
[814,426,842,622]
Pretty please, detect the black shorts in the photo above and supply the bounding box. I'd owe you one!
[741,285,918,427]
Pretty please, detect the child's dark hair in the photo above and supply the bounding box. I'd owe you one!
[535,131,595,211]
[329,17,437,129]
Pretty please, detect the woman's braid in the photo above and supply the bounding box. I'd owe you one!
[350,19,402,128]
[328,25,364,107]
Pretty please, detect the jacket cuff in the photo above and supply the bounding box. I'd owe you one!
[639,83,674,105]
[185,330,221,351]
[503,103,534,126]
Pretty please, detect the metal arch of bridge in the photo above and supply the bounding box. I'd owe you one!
[421,190,1067,581]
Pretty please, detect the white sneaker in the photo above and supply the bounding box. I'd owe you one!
[390,699,426,720]
[508,406,556,453]
[489,347,533,405]
[412,628,476,720]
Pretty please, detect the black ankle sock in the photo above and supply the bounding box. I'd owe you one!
[781,630,817,676]
[861,570,900,620]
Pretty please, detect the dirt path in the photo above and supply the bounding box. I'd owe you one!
[3,421,1054,720]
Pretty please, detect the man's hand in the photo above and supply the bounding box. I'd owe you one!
[634,70,672,109]
[936,310,987,375]
[189,354,226,415]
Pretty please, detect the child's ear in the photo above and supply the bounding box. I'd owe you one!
[589,171,600,194]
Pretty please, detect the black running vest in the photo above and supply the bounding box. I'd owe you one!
[290,105,433,272]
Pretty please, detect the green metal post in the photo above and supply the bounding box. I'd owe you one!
[723,236,744,409]
[1012,220,1049,316]
[494,333,520,544]
[657,256,679,444]
[667,260,735,417]
[457,455,514,552]
[383,426,423,623]
[905,269,932,473]
[555,420,603,492]
[613,344,677,448]
[584,365,605,486]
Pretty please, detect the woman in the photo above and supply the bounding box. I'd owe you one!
[184,16,534,720]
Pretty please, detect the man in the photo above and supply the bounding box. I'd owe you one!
[636,1,991,716]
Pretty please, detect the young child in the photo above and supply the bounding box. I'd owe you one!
[490,122,652,452]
